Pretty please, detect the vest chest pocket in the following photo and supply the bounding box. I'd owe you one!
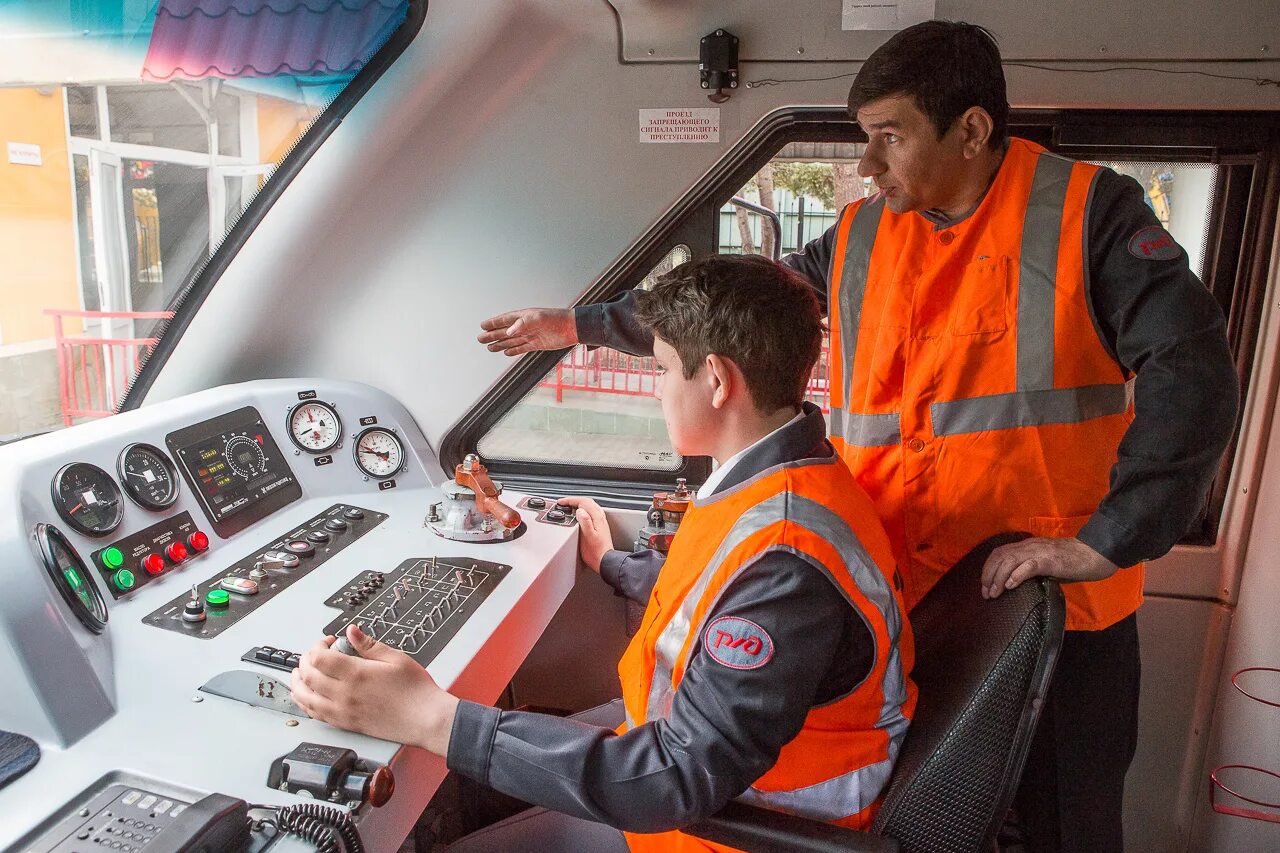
[948,255,1011,336]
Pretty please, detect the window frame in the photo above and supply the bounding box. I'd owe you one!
[119,0,429,409]
[448,107,1279,537]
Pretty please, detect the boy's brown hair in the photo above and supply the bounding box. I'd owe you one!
[633,255,823,413]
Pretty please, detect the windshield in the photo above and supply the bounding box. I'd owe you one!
[0,0,413,442]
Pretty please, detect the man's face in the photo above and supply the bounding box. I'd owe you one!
[856,94,970,215]
[653,337,716,457]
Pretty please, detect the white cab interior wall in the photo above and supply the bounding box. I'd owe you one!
[138,1,1280,849]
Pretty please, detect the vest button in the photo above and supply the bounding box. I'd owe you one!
[907,438,926,452]
[938,231,955,245]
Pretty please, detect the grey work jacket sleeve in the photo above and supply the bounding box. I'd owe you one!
[1077,170,1239,568]
[599,548,664,603]
[444,553,865,832]
[573,229,838,354]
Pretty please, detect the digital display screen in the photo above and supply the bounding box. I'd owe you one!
[167,407,302,537]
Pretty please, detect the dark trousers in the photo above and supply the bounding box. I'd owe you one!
[1013,613,1141,853]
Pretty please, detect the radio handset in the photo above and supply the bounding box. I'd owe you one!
[144,793,250,853]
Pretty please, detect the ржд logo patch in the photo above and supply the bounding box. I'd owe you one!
[703,616,774,670]
[1127,225,1181,261]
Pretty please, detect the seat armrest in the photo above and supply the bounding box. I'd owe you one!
[682,801,899,853]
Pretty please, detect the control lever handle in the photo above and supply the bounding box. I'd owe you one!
[454,457,520,530]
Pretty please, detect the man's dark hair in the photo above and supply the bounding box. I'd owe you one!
[633,255,822,413]
[848,20,1008,150]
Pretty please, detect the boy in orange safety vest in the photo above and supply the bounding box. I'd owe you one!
[292,254,917,851]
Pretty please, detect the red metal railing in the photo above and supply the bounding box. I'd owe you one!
[44,309,175,425]
[540,339,832,412]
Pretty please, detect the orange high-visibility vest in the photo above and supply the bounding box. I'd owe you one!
[618,455,916,852]
[827,137,1142,631]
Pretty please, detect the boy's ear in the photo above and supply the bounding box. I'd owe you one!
[705,354,734,410]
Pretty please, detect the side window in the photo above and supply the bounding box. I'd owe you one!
[476,245,692,471]
[721,144,870,414]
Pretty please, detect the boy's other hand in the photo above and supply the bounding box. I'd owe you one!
[556,496,611,573]
[477,308,577,356]
[290,624,459,755]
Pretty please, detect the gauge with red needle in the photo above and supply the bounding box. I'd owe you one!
[287,401,342,453]
[353,426,404,479]
[51,462,123,536]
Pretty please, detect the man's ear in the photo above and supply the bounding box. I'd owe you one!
[957,106,994,158]
[705,353,733,410]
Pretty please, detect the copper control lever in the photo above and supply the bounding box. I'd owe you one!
[454,455,521,530]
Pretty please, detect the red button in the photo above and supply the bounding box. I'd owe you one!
[141,553,164,575]
[907,438,926,453]
[187,531,209,552]
[938,231,955,245]
[166,542,189,563]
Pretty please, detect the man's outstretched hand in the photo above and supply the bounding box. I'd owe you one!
[478,308,577,356]
[980,536,1118,599]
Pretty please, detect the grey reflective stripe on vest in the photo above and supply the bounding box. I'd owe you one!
[930,382,1129,436]
[1017,153,1074,392]
[834,196,886,407]
[644,489,911,820]
[829,408,901,448]
[647,494,791,722]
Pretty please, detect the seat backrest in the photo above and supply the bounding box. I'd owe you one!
[870,533,1065,853]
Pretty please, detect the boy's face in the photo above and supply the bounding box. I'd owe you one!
[653,337,717,457]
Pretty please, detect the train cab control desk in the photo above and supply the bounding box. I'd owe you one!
[0,379,579,853]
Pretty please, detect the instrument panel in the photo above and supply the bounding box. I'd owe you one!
[0,378,576,853]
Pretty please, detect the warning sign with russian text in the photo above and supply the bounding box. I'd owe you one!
[639,108,720,143]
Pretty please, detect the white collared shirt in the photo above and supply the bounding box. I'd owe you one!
[696,410,806,500]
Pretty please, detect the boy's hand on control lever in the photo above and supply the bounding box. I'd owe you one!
[556,496,611,573]
[291,624,458,755]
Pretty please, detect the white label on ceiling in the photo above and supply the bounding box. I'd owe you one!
[7,142,42,166]
[841,0,935,31]
[639,108,720,144]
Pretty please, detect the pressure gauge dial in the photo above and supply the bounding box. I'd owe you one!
[118,443,180,510]
[287,401,342,453]
[51,462,124,536]
[353,427,404,480]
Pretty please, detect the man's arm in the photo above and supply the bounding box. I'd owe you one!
[481,221,841,357]
[446,554,870,832]
[1074,170,1239,568]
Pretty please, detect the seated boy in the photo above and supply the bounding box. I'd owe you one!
[291,255,916,851]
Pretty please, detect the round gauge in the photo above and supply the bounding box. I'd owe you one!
[225,434,268,479]
[288,401,343,453]
[353,427,404,479]
[117,443,180,510]
[36,523,108,633]
[51,462,124,536]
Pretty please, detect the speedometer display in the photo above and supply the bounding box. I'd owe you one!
[51,462,124,536]
[287,401,342,453]
[118,443,180,510]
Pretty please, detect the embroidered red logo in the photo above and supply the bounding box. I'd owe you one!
[1127,226,1180,261]
[704,616,774,670]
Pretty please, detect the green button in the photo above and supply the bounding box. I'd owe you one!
[63,568,83,589]
[113,569,136,591]
[206,589,230,608]
[101,547,124,570]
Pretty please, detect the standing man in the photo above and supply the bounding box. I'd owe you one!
[477,21,1238,852]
